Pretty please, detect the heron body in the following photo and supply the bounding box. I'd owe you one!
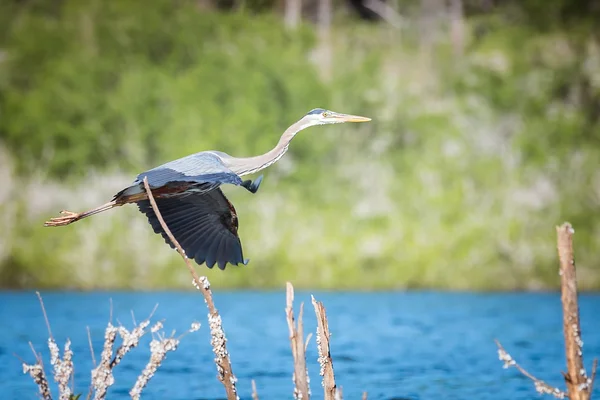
[44,108,371,269]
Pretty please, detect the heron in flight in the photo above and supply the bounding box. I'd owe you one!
[45,108,371,269]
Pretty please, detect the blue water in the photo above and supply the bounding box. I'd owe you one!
[1,291,599,400]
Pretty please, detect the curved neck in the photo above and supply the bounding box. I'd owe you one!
[224,119,314,177]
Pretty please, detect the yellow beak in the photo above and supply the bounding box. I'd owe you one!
[332,113,372,123]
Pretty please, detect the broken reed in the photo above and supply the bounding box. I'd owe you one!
[496,222,598,400]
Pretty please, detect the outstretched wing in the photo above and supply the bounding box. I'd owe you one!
[137,152,243,189]
[113,152,243,203]
[136,188,248,270]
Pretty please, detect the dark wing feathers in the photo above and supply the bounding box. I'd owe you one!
[132,152,252,270]
[136,188,247,270]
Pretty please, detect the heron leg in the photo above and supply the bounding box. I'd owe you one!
[241,175,263,194]
[44,201,117,227]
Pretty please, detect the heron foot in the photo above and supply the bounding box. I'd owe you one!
[44,210,80,227]
[241,175,263,194]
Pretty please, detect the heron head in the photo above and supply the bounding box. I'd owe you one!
[303,108,371,126]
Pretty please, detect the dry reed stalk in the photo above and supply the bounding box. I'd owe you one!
[311,295,338,400]
[91,306,162,398]
[91,322,118,398]
[22,347,52,400]
[495,222,598,399]
[21,292,76,400]
[495,340,566,398]
[129,321,201,399]
[251,379,259,400]
[142,177,238,400]
[556,223,596,400]
[285,282,311,399]
[25,293,199,399]
[91,311,201,399]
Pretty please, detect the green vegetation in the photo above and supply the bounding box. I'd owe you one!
[1,0,599,290]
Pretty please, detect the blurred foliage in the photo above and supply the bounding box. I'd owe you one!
[1,0,599,290]
[0,0,326,178]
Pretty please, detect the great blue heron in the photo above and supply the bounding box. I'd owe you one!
[45,108,371,269]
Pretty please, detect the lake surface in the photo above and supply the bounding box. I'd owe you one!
[1,291,599,400]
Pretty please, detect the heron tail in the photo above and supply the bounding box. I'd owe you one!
[44,201,118,227]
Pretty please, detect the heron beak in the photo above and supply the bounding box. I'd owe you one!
[331,112,372,123]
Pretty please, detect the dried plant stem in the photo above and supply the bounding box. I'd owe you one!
[90,287,158,397]
[251,379,259,400]
[87,326,96,367]
[36,292,53,339]
[24,294,200,400]
[142,177,238,400]
[311,295,338,400]
[362,392,368,400]
[53,340,74,400]
[556,223,594,400]
[334,386,343,400]
[590,359,598,395]
[91,323,118,399]
[130,336,179,399]
[37,292,74,400]
[495,340,565,398]
[285,282,310,399]
[22,346,52,400]
[495,223,598,399]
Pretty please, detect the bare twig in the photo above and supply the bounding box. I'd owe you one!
[23,344,52,400]
[91,323,118,399]
[495,223,597,400]
[590,359,598,395]
[311,295,338,400]
[111,321,150,368]
[130,320,200,399]
[52,339,74,400]
[285,282,310,399]
[23,363,52,399]
[495,339,565,398]
[87,327,96,367]
[91,310,199,399]
[36,292,53,339]
[24,292,199,400]
[86,326,95,400]
[91,304,155,399]
[37,293,74,400]
[142,176,238,400]
[557,223,592,400]
[305,333,313,352]
[251,379,259,400]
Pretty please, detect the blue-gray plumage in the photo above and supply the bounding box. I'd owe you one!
[44,108,371,270]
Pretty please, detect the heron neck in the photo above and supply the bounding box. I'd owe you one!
[227,119,308,177]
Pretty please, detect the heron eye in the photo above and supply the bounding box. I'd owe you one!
[322,112,330,117]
